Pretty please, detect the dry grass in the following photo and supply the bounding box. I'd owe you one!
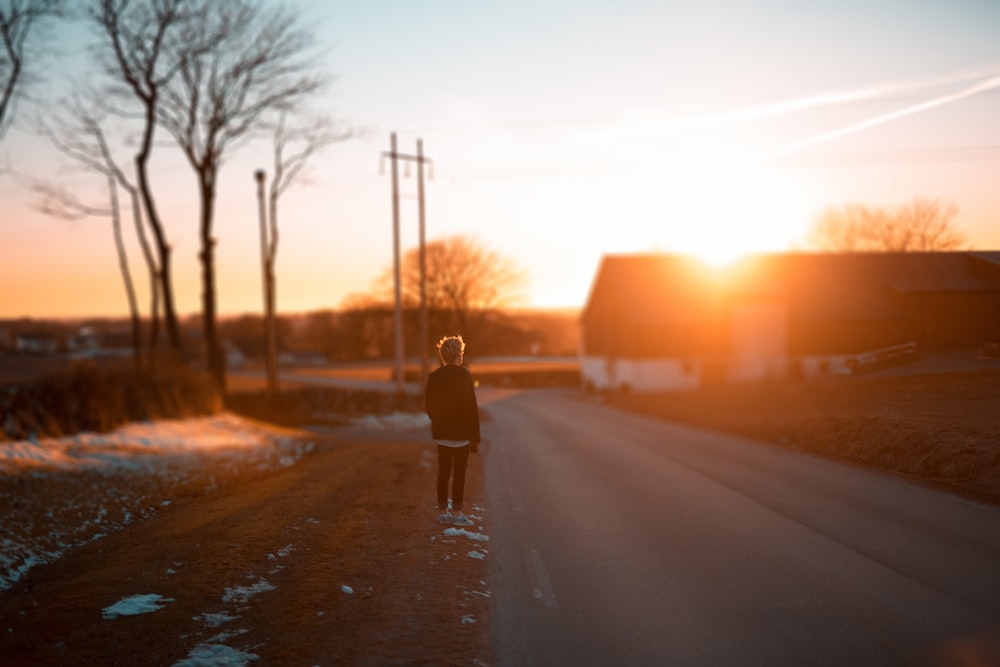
[602,368,1000,504]
[0,355,72,386]
[1,362,220,441]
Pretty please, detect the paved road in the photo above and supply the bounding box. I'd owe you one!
[482,389,1000,667]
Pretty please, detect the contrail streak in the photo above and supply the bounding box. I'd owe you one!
[603,64,1000,140]
[757,73,1000,161]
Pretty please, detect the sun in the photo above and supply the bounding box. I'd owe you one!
[655,152,805,267]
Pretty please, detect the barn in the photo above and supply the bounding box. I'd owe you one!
[580,251,1000,391]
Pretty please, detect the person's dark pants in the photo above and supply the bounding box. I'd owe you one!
[437,444,471,511]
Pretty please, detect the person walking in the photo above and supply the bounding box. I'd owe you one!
[425,335,481,527]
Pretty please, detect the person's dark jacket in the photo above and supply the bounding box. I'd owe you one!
[425,364,481,443]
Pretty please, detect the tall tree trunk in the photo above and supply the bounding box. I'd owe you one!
[199,173,225,392]
[106,171,142,370]
[123,181,159,370]
[149,268,161,366]
[135,103,181,355]
[266,182,280,392]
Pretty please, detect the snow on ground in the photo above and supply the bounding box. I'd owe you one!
[102,593,175,619]
[435,508,492,631]
[0,412,315,592]
[1,407,486,665]
[170,520,309,666]
[346,411,429,431]
[443,527,490,542]
[0,409,432,594]
[0,413,304,474]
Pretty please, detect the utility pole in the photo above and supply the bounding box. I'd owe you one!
[381,132,433,393]
[417,139,429,386]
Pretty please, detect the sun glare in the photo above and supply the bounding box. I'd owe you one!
[655,152,804,267]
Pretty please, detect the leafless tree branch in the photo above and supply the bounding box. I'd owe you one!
[808,198,968,252]
[0,0,66,140]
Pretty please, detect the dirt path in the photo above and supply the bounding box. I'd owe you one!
[0,435,491,666]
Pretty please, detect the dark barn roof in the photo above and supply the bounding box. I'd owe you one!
[582,252,1000,357]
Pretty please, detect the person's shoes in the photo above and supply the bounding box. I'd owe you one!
[437,511,454,524]
[451,513,474,527]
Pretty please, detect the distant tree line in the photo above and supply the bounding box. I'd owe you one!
[1,304,579,363]
[215,233,575,362]
[221,306,580,363]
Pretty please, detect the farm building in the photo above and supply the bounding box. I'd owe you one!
[580,251,1000,391]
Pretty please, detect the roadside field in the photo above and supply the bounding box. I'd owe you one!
[600,367,1000,504]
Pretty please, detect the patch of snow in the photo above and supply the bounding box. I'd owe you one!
[102,593,174,619]
[0,413,311,591]
[0,413,296,474]
[348,415,383,429]
[461,614,477,624]
[443,527,489,542]
[341,585,353,594]
[467,551,486,560]
[222,578,276,604]
[196,611,239,628]
[173,630,258,667]
[349,412,428,430]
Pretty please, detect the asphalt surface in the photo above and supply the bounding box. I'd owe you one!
[481,388,1000,667]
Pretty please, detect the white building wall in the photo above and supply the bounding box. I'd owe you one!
[728,302,788,383]
[795,354,854,378]
[581,356,700,391]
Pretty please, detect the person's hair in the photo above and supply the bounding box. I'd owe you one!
[437,335,465,364]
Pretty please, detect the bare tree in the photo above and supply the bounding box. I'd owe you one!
[0,0,65,140]
[38,92,163,364]
[376,234,528,343]
[155,0,327,391]
[808,198,967,252]
[255,113,354,391]
[892,198,967,251]
[28,94,146,367]
[89,0,195,355]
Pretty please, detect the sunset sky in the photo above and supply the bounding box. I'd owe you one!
[2,0,999,319]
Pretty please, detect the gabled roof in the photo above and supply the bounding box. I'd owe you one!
[582,254,725,327]
[583,251,1000,329]
[582,254,730,357]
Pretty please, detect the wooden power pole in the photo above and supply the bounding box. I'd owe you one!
[381,132,433,393]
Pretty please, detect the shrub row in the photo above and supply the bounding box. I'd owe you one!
[1,362,570,443]
[1,362,221,442]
